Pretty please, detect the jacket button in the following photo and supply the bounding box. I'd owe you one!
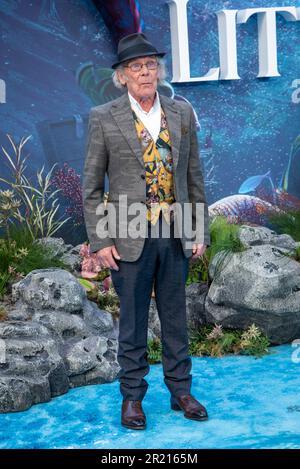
[141,174,145,179]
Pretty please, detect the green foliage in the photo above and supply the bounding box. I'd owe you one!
[89,286,120,320]
[267,208,300,264]
[186,255,209,285]
[0,305,8,321]
[186,215,247,285]
[268,208,300,242]
[291,245,300,262]
[0,134,70,240]
[209,215,246,254]
[78,273,120,320]
[0,223,69,299]
[95,268,111,282]
[146,323,270,364]
[238,324,270,357]
[0,189,23,239]
[189,323,270,358]
[78,278,95,291]
[147,337,163,364]
[0,271,11,301]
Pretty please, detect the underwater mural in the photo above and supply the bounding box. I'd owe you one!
[0,0,299,245]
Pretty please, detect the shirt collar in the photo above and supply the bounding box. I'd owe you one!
[128,91,160,115]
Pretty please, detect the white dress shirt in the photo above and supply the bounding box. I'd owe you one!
[128,91,161,142]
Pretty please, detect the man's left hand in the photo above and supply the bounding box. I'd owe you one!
[192,243,207,259]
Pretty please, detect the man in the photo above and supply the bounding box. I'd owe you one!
[83,33,211,430]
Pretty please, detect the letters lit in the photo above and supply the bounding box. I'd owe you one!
[167,0,300,82]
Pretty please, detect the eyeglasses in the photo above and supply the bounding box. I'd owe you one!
[124,60,158,72]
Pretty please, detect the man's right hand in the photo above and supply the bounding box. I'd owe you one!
[95,245,121,271]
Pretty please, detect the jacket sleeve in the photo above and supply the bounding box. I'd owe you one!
[187,105,211,246]
[82,108,115,253]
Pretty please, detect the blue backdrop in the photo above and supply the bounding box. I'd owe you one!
[0,0,299,244]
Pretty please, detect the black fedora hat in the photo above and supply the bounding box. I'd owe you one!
[111,32,166,69]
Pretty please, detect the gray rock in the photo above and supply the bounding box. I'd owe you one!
[83,300,115,335]
[239,225,297,250]
[61,252,82,271]
[0,377,34,413]
[147,285,208,341]
[5,338,47,356]
[34,237,67,257]
[65,336,119,387]
[65,340,96,376]
[185,282,208,330]
[11,268,86,312]
[0,321,50,339]
[0,319,69,411]
[206,244,300,344]
[31,310,89,341]
[25,376,52,404]
[0,268,119,413]
[48,362,69,396]
[34,237,82,271]
[6,305,32,321]
[148,298,162,340]
[0,375,54,413]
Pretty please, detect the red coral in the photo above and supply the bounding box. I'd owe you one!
[51,163,83,225]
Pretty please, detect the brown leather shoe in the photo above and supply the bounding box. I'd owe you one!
[171,394,208,421]
[121,400,146,430]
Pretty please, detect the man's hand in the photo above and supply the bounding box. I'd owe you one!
[191,243,207,259]
[95,245,121,270]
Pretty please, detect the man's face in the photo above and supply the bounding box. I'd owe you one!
[117,55,159,100]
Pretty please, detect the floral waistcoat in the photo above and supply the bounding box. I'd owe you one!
[132,107,176,225]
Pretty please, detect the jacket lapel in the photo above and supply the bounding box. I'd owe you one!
[159,94,181,171]
[110,92,144,168]
[110,92,182,171]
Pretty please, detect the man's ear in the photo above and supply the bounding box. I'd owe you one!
[117,70,127,86]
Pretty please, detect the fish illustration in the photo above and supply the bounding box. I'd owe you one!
[238,169,276,204]
[236,134,300,217]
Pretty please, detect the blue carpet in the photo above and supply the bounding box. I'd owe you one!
[1,344,300,449]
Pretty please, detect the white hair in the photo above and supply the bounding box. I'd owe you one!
[112,56,167,89]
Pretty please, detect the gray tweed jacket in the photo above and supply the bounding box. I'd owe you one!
[82,92,210,262]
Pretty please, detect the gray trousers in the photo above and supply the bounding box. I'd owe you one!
[110,212,191,401]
